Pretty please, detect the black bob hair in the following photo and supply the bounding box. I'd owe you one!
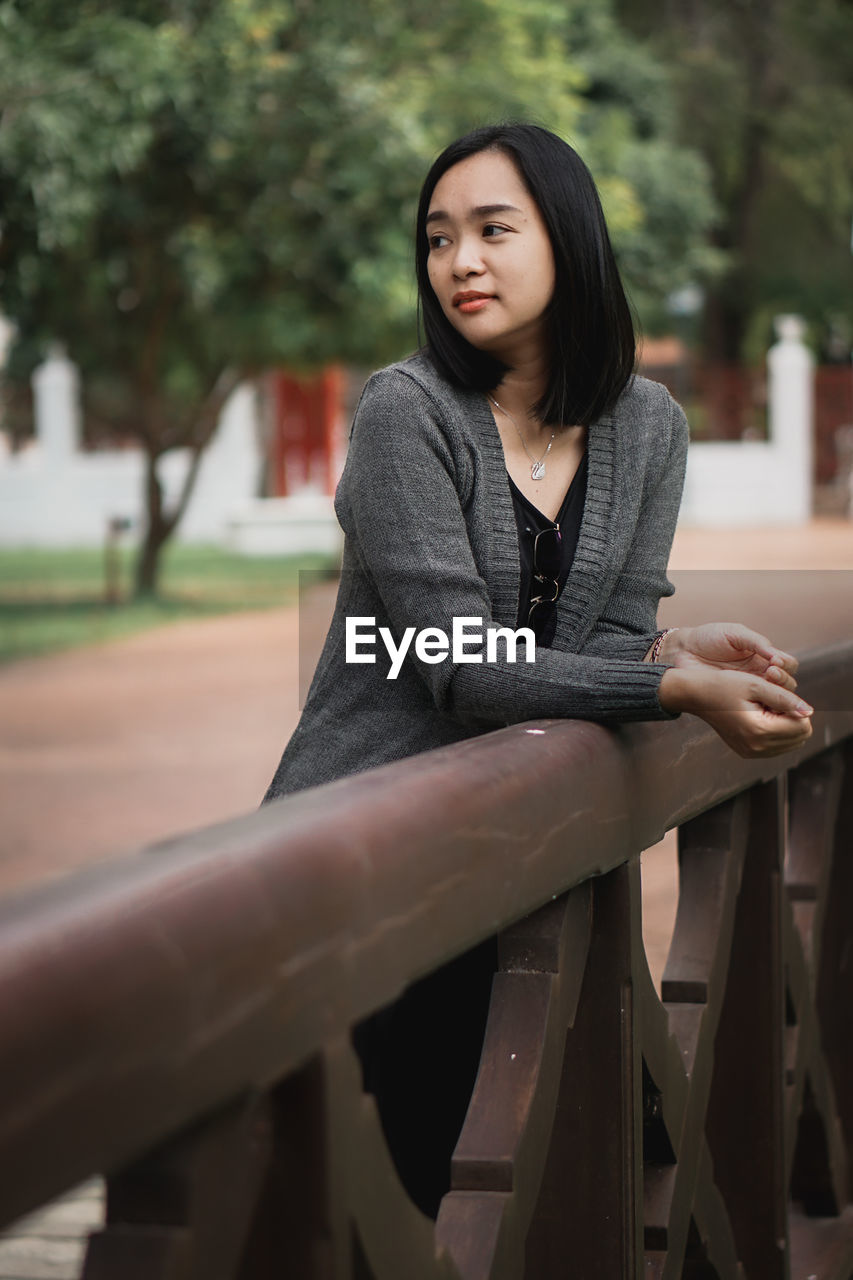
[415,123,636,428]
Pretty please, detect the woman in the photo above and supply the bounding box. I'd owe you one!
[264,124,812,1214]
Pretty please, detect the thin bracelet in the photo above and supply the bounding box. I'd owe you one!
[649,627,678,664]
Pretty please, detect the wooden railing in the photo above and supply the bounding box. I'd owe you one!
[1,642,852,1279]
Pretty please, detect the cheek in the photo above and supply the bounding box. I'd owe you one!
[530,237,556,304]
[427,259,453,317]
[530,264,556,314]
[543,270,557,307]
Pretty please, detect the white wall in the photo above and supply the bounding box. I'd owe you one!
[0,315,823,549]
[0,351,263,547]
[679,316,814,527]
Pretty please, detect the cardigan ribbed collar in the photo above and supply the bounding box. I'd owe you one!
[448,375,617,652]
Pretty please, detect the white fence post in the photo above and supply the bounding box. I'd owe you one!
[679,313,816,526]
[767,314,814,523]
[32,343,82,466]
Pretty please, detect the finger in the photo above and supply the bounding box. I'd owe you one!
[745,714,813,756]
[757,714,813,742]
[763,725,813,754]
[750,677,812,718]
[749,730,812,758]
[764,664,798,692]
[767,649,799,675]
[724,624,775,656]
[726,626,799,675]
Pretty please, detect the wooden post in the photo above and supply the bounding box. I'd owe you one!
[704,779,788,1277]
[524,864,640,1277]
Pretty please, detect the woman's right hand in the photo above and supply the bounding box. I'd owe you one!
[658,666,813,759]
[657,623,800,691]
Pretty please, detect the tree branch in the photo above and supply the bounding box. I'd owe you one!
[161,367,246,536]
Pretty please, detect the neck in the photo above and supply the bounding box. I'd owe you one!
[492,358,550,428]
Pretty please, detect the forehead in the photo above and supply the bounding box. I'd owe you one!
[428,150,533,216]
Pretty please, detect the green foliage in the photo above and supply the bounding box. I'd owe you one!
[615,0,853,359]
[0,0,716,383]
[0,0,719,587]
[0,0,577,383]
[556,0,722,328]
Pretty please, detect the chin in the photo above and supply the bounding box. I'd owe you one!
[450,319,502,348]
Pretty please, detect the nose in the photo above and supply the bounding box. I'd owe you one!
[451,233,485,279]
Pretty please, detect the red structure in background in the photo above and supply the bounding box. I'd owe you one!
[643,354,853,482]
[815,366,853,484]
[267,367,344,497]
[267,357,852,493]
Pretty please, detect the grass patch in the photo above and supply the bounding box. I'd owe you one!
[0,545,337,663]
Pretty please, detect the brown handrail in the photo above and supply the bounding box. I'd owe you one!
[0,641,852,1275]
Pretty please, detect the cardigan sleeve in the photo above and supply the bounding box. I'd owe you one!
[336,367,678,728]
[578,391,688,662]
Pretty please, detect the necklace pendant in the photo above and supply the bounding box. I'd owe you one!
[531,460,546,481]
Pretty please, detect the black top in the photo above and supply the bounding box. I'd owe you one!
[508,450,589,647]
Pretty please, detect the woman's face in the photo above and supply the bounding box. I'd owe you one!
[426,149,556,366]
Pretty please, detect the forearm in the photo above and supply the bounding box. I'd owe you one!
[656,664,703,715]
[581,626,662,663]
[447,644,675,727]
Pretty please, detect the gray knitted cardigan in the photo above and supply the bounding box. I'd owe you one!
[264,352,687,801]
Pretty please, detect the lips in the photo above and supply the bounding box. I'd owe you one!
[452,290,493,314]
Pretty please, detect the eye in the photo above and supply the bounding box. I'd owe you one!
[482,223,508,238]
[428,232,450,250]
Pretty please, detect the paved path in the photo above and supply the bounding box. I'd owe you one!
[2,519,850,897]
[0,518,850,1274]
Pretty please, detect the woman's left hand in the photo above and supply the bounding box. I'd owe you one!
[655,623,799,692]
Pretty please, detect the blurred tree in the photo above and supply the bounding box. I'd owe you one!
[0,0,715,592]
[554,0,723,332]
[615,0,853,363]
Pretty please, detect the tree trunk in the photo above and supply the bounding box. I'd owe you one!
[702,270,751,365]
[134,449,172,598]
[132,370,244,597]
[659,0,782,368]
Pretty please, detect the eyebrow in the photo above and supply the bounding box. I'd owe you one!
[425,202,523,225]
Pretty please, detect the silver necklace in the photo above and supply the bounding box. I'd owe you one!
[488,394,555,481]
